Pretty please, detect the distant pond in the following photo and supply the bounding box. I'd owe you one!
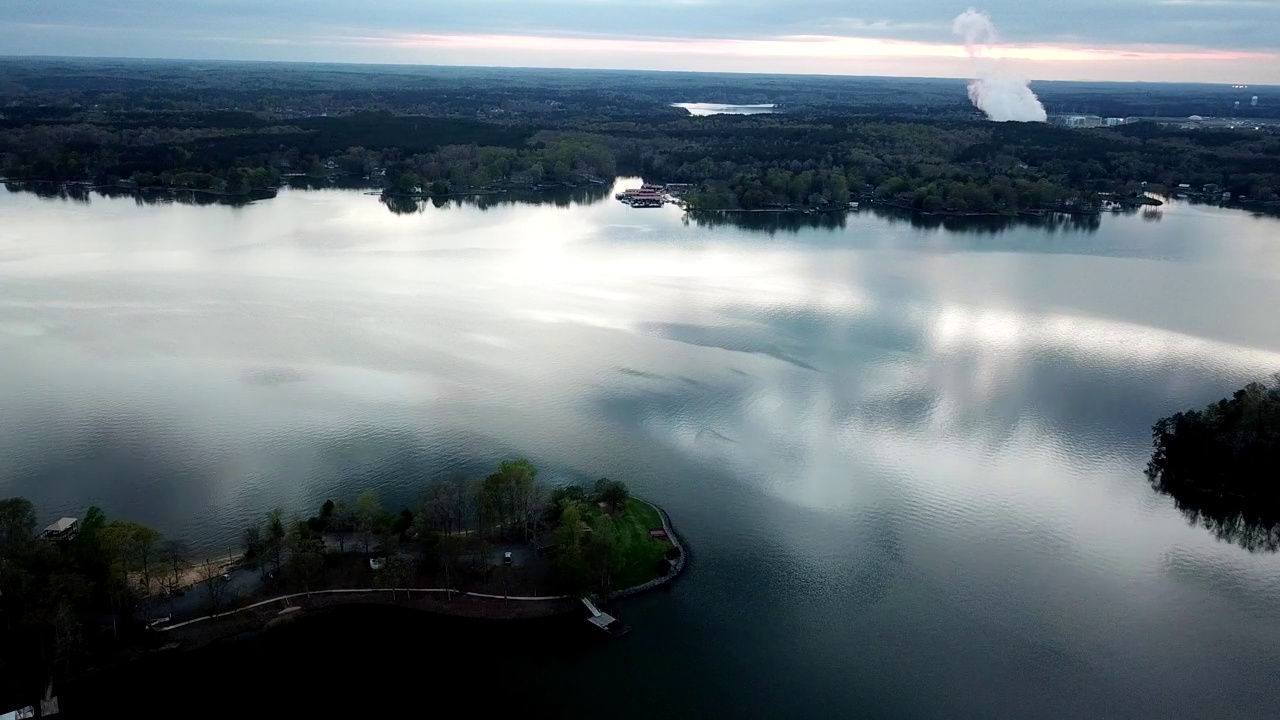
[672,102,778,116]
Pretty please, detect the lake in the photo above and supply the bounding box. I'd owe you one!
[672,102,779,116]
[4,181,1280,718]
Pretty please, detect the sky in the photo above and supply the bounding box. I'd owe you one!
[3,0,1280,83]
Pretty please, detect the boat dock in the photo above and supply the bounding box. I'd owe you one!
[581,597,631,637]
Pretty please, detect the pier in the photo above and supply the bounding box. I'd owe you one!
[581,597,631,637]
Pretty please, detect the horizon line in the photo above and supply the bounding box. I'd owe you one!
[4,53,1280,88]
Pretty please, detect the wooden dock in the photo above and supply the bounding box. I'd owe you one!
[581,597,631,637]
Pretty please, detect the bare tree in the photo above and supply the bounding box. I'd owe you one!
[197,558,228,613]
[356,489,383,555]
[422,479,456,535]
[331,499,353,553]
[450,476,472,535]
[159,539,189,597]
[264,508,286,577]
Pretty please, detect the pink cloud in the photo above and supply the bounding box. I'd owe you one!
[353,31,1273,64]
[262,29,1280,83]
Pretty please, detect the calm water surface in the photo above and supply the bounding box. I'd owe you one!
[673,102,779,116]
[3,183,1280,718]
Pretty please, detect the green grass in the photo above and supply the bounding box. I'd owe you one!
[586,498,673,589]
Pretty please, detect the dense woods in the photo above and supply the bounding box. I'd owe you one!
[1148,379,1280,552]
[0,501,167,710]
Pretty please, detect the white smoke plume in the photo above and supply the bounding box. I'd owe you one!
[952,8,1047,122]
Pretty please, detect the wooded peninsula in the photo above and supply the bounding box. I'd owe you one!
[0,460,682,712]
[3,58,1279,217]
[1148,378,1280,552]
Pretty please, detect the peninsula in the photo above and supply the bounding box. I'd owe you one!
[1148,377,1280,552]
[0,461,684,711]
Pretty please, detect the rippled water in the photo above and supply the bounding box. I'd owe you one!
[4,182,1280,718]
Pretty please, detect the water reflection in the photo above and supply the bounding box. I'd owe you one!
[5,183,1280,719]
[4,180,276,208]
[685,206,1103,235]
[379,185,612,214]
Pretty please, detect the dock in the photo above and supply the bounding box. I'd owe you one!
[581,597,631,637]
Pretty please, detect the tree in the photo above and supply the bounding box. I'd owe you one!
[197,558,228,612]
[377,554,412,594]
[551,500,590,595]
[101,520,161,598]
[355,490,383,555]
[264,508,286,576]
[242,524,263,568]
[421,479,450,535]
[159,538,189,597]
[0,497,37,555]
[545,484,585,526]
[585,519,620,594]
[307,499,336,533]
[439,534,466,598]
[286,527,326,592]
[330,499,354,553]
[593,478,629,514]
[479,460,539,541]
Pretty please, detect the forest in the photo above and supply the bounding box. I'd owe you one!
[2,58,1279,215]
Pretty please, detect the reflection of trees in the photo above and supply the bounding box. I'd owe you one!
[1177,506,1280,553]
[5,183,273,208]
[1147,378,1280,553]
[686,210,849,235]
[684,206,1102,236]
[380,194,423,215]
[378,184,610,215]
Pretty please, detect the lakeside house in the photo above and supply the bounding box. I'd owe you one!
[40,517,78,541]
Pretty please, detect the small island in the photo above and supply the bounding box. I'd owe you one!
[0,462,684,712]
[1147,377,1280,552]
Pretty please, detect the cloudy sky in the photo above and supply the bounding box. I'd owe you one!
[4,0,1279,83]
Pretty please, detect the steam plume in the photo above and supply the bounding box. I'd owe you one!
[952,8,1047,122]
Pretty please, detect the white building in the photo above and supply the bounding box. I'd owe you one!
[1064,115,1103,128]
[40,517,78,541]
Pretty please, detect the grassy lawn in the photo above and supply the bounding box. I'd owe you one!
[587,498,673,589]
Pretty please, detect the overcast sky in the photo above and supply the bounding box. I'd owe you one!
[4,0,1279,83]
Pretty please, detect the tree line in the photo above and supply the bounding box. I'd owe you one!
[623,117,1280,214]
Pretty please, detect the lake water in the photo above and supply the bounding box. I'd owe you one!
[4,181,1280,718]
[673,102,778,116]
